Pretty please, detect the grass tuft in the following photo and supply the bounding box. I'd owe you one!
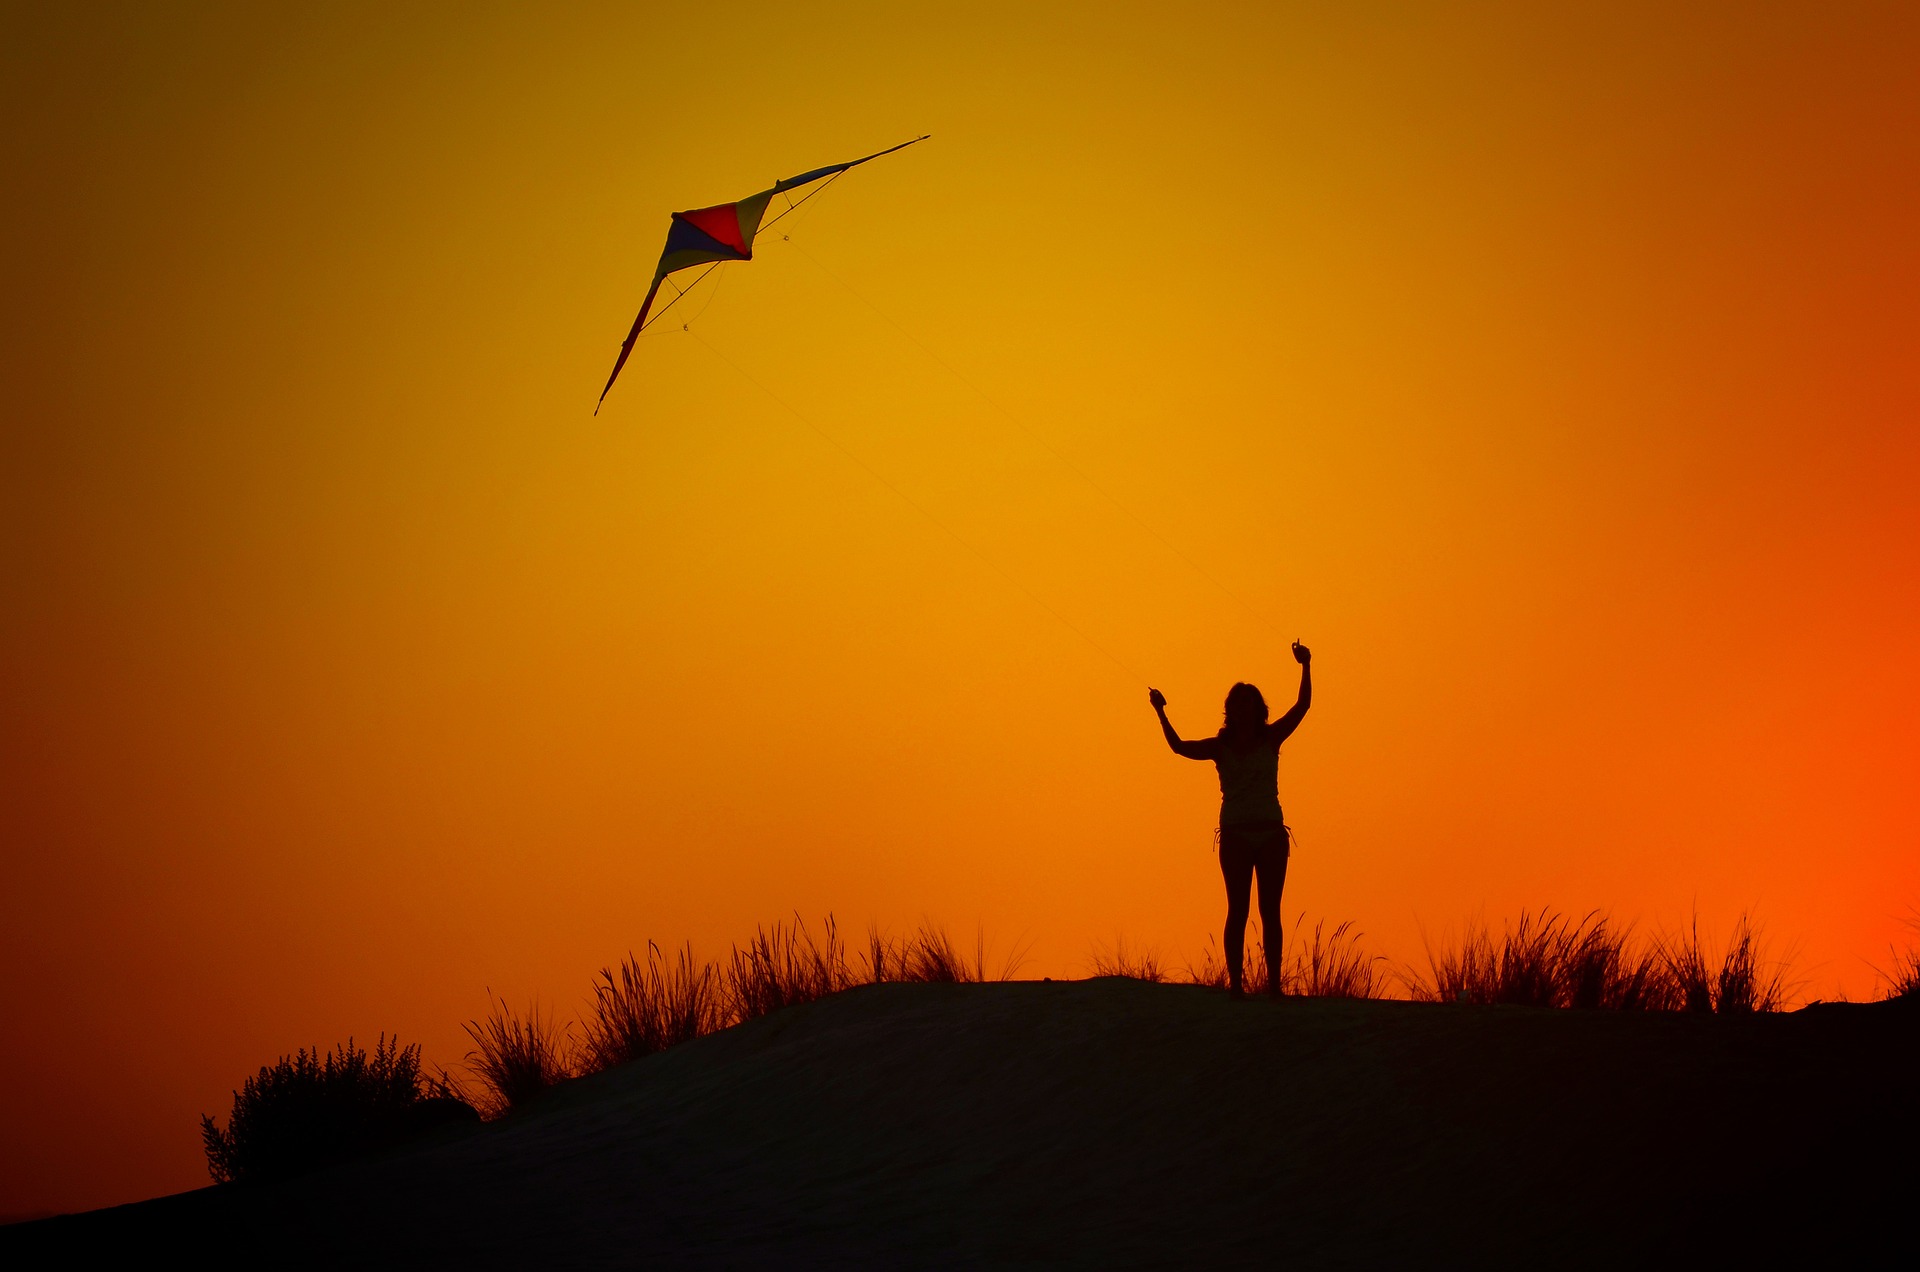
[1560,914,1679,1011]
[1411,911,1666,1008]
[1181,919,1384,998]
[1407,915,1504,1005]
[1184,934,1273,995]
[463,995,574,1116]
[1882,947,1920,1000]
[1658,913,1787,1014]
[1088,937,1167,982]
[580,942,721,1073]
[863,921,1027,983]
[1284,918,1388,999]
[1409,909,1787,1012]
[725,914,854,1023]
[1876,912,1920,1001]
[896,923,975,982]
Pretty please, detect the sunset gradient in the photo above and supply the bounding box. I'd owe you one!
[5,2,1918,1216]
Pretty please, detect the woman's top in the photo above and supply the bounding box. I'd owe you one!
[1213,733,1283,827]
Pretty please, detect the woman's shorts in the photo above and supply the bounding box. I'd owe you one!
[1217,822,1290,869]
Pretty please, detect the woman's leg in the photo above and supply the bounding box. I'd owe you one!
[1254,839,1289,996]
[1218,833,1255,993]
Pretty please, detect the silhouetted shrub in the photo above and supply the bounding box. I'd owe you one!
[200,1035,470,1184]
[464,996,574,1115]
[581,942,722,1072]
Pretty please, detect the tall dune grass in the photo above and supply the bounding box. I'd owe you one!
[1088,937,1168,982]
[464,915,1031,1112]
[721,914,1022,1021]
[453,903,1806,1114]
[1286,919,1389,999]
[1559,916,1677,1010]
[867,923,972,983]
[1412,910,1565,1007]
[1881,947,1920,1000]
[1185,917,1386,998]
[1412,912,1618,1008]
[1876,912,1920,1001]
[1657,914,1787,1014]
[726,915,856,1023]
[463,996,574,1115]
[1185,935,1272,995]
[1407,910,1786,1013]
[865,921,1029,983]
[580,942,721,1073]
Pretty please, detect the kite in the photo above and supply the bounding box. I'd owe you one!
[595,135,930,413]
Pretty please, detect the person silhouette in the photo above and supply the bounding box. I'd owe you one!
[1150,641,1312,998]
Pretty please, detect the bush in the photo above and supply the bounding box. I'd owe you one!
[200,1035,467,1184]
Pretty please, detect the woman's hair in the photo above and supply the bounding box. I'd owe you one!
[1221,682,1269,736]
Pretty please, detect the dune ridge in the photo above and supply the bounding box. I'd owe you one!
[8,980,1914,1268]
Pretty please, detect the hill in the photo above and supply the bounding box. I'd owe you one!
[7,980,1915,1267]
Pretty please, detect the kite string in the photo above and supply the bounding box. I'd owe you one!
[638,263,721,335]
[681,261,729,327]
[757,170,845,237]
[783,241,1287,643]
[685,327,1143,682]
[636,173,846,339]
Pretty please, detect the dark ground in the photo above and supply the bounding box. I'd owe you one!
[6,980,1916,1269]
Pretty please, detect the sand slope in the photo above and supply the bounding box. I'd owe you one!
[8,980,1916,1268]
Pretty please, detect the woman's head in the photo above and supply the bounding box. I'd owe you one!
[1222,682,1268,735]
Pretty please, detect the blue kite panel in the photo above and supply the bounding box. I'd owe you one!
[660,217,749,262]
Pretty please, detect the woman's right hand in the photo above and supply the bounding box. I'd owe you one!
[1148,688,1167,710]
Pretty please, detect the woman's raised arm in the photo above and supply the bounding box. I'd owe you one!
[1150,688,1216,760]
[1271,642,1312,742]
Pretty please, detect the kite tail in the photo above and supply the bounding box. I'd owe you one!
[595,275,666,414]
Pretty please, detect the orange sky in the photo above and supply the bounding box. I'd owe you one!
[5,2,1918,1217]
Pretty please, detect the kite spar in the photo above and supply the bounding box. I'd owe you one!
[595,135,929,413]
